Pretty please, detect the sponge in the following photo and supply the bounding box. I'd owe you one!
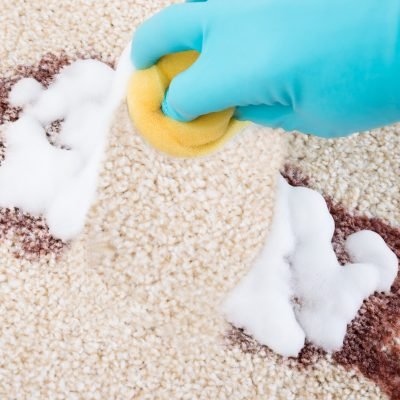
[127,51,248,158]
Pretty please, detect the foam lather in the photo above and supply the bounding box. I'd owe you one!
[127,50,248,157]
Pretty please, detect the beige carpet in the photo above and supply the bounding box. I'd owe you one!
[1,1,399,399]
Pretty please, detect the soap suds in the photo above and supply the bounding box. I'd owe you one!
[281,165,400,399]
[0,55,126,240]
[8,77,44,108]
[224,175,397,356]
[223,177,305,357]
[0,53,72,128]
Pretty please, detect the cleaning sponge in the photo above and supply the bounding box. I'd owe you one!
[127,51,248,158]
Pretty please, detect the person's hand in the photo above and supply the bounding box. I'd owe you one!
[131,0,400,138]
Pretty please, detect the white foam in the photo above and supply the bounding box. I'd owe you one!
[224,175,397,355]
[1,44,134,240]
[223,177,305,357]
[8,77,44,108]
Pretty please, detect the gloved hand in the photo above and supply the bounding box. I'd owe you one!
[131,0,400,138]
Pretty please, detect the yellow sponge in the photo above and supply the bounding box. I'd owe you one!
[126,51,248,158]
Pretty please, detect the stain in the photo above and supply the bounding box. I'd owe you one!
[0,52,110,258]
[0,208,66,260]
[227,166,400,399]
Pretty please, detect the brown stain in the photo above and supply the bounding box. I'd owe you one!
[0,208,65,260]
[227,165,400,399]
[283,165,400,399]
[284,166,400,399]
[45,119,65,147]
[0,52,72,127]
[0,52,112,259]
[329,203,400,400]
[0,51,114,133]
[226,327,272,357]
[226,327,325,368]
[0,53,74,258]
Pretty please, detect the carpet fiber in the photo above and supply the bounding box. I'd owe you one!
[1,1,399,399]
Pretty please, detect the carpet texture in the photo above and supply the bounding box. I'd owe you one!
[1,1,399,399]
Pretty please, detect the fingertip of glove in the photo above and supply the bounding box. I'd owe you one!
[161,90,192,122]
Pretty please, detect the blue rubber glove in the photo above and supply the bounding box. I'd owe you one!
[131,0,400,138]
